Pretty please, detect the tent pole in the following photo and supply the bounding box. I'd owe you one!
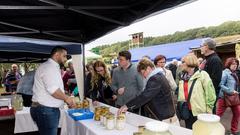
[71,53,84,101]
[82,44,86,97]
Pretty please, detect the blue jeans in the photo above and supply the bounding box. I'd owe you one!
[30,105,60,135]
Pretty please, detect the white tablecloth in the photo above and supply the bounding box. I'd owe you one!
[14,107,64,133]
[61,112,138,135]
[61,101,193,135]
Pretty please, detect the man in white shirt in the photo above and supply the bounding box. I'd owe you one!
[30,46,75,135]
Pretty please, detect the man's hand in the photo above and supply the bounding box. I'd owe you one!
[92,101,98,106]
[118,87,125,95]
[65,97,75,108]
[112,95,117,100]
[233,90,239,94]
[10,80,18,84]
[117,105,128,115]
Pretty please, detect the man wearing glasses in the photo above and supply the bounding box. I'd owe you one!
[200,38,223,113]
[118,59,177,124]
[111,51,143,113]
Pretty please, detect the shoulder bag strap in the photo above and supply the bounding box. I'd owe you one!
[187,78,197,103]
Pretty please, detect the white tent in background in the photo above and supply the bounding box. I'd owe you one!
[85,50,102,59]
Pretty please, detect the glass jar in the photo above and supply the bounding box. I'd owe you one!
[193,114,225,135]
[94,108,101,121]
[94,111,101,121]
[17,95,23,111]
[76,102,82,109]
[103,113,111,126]
[82,99,90,108]
[138,126,145,133]
[143,121,172,135]
[101,106,110,114]
[106,114,115,130]
[12,94,23,111]
[95,107,101,113]
[12,94,17,110]
[100,113,107,125]
[74,96,80,103]
[116,113,126,130]
[74,97,82,108]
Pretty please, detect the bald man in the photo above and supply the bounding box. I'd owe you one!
[5,64,22,92]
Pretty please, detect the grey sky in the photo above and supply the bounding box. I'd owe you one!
[86,0,240,50]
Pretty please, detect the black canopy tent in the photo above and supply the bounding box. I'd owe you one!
[0,0,196,102]
[0,0,195,44]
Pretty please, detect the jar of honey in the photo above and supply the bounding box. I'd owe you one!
[94,107,102,121]
[100,113,107,125]
[116,113,126,130]
[193,114,225,135]
[82,99,90,108]
[101,106,110,114]
[76,102,82,109]
[106,114,115,130]
[138,126,145,133]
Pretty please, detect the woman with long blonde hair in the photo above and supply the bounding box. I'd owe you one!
[90,60,116,106]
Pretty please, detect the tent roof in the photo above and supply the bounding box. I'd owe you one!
[0,0,195,44]
[130,38,206,62]
[85,50,102,59]
[0,35,81,63]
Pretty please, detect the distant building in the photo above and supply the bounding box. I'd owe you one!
[129,32,144,49]
[191,35,240,63]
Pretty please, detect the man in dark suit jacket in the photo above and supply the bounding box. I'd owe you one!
[118,59,175,121]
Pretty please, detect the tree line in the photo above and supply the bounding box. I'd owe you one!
[92,20,240,58]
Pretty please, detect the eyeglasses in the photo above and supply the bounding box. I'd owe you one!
[200,44,207,47]
[181,61,185,64]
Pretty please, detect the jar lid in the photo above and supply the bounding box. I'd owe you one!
[197,114,220,122]
[107,114,114,119]
[117,113,126,120]
[133,132,143,135]
[145,121,169,132]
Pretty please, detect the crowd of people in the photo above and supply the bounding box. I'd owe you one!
[0,38,240,135]
[85,38,239,135]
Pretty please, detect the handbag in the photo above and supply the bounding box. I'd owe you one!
[224,92,240,107]
[177,78,197,120]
